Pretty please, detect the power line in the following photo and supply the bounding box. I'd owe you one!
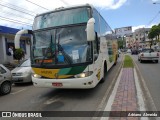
[1,10,34,21]
[0,16,32,26]
[0,18,32,27]
[147,11,160,25]
[25,0,49,10]
[0,0,37,15]
[60,0,70,6]
[0,3,35,16]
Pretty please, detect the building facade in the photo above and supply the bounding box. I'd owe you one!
[115,26,133,48]
[133,28,151,49]
[0,26,31,64]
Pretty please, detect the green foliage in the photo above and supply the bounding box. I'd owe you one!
[148,24,160,48]
[14,48,24,60]
[109,56,113,62]
[148,24,160,39]
[117,37,126,49]
[118,40,123,49]
[123,55,134,68]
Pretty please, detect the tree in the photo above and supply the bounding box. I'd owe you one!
[117,37,126,49]
[14,48,24,62]
[118,39,123,49]
[148,24,160,48]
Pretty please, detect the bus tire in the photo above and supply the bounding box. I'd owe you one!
[114,56,118,65]
[100,62,107,83]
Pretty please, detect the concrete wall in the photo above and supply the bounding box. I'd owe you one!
[0,36,4,63]
[0,36,8,64]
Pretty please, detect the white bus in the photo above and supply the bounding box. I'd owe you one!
[14,4,118,89]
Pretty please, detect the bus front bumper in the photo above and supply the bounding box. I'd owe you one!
[32,75,98,89]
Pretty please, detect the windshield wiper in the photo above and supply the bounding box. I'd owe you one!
[41,35,54,65]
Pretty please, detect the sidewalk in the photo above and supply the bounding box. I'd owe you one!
[109,68,139,120]
[101,55,145,120]
[110,68,137,112]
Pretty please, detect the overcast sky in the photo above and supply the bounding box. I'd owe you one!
[0,0,160,31]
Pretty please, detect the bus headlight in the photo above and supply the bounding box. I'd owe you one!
[74,71,93,78]
[32,74,41,78]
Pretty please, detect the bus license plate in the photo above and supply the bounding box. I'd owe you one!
[52,83,63,87]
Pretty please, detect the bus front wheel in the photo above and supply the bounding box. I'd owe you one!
[100,63,107,83]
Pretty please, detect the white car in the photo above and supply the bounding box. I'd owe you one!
[0,64,12,95]
[138,49,159,63]
[127,49,131,53]
[11,59,32,84]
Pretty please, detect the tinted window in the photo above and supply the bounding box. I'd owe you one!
[32,25,92,65]
[18,59,31,67]
[0,66,6,74]
[33,7,90,30]
[142,49,154,53]
[93,9,100,33]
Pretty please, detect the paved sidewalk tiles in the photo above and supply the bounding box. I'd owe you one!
[109,68,139,120]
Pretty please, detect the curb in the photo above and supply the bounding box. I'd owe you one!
[92,54,124,120]
[100,55,151,120]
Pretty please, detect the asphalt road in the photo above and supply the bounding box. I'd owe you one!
[0,56,122,120]
[131,54,160,111]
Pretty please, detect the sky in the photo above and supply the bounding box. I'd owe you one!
[0,0,160,32]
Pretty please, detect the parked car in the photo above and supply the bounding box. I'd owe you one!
[11,59,32,84]
[131,49,138,55]
[155,48,160,52]
[138,49,159,63]
[127,49,131,53]
[0,64,12,95]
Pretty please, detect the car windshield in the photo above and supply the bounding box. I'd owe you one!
[32,25,92,66]
[18,59,31,67]
[142,49,154,53]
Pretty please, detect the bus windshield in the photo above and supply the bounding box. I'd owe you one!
[32,25,92,66]
[33,7,90,30]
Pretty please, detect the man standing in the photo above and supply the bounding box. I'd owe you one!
[8,46,14,64]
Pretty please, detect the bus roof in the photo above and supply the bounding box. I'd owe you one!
[35,4,94,17]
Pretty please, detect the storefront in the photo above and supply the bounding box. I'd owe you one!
[0,26,31,64]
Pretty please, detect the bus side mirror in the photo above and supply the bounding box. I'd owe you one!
[14,30,33,49]
[86,18,95,41]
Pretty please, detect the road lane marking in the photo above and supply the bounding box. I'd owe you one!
[44,95,61,105]
[11,88,26,95]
